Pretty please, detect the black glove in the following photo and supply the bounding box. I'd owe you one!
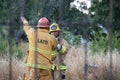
[57,44,62,51]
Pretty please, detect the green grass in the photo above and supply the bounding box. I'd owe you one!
[0,25,28,58]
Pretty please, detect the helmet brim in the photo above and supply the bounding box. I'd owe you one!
[37,24,49,28]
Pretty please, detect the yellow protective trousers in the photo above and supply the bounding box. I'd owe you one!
[23,67,53,80]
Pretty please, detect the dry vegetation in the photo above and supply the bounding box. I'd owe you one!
[0,57,25,80]
[0,44,120,80]
[64,45,120,80]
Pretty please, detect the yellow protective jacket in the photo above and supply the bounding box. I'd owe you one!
[23,20,57,70]
[57,38,70,54]
[52,38,70,70]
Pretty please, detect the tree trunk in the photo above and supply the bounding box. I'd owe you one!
[7,0,13,80]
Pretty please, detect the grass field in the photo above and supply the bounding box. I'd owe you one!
[0,43,120,80]
[64,46,120,80]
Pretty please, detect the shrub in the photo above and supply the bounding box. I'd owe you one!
[61,27,81,45]
[89,30,120,55]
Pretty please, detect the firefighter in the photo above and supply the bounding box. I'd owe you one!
[49,23,70,52]
[20,17,58,80]
[49,23,70,80]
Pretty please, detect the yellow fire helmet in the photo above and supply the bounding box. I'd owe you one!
[49,23,61,32]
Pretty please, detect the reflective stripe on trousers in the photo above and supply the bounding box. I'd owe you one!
[25,63,66,70]
[25,63,55,70]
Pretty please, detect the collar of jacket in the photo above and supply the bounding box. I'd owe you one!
[38,29,49,33]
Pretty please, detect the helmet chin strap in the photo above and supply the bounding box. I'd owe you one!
[55,33,59,38]
[56,36,60,41]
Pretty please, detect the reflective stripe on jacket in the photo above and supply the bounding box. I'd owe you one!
[60,45,67,54]
[29,45,58,56]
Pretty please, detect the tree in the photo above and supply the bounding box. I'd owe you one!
[89,0,120,30]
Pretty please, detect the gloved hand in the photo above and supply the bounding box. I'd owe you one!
[20,16,28,24]
[20,17,26,22]
[57,44,62,51]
